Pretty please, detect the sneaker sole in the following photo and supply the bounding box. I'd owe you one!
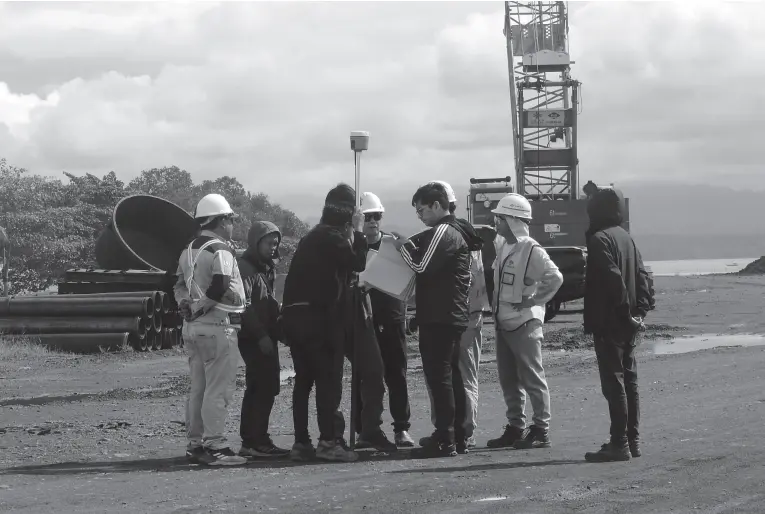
[396,441,415,448]
[207,459,248,466]
[241,451,290,458]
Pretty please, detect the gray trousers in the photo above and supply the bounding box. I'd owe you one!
[427,319,483,437]
[496,319,551,430]
[183,321,239,450]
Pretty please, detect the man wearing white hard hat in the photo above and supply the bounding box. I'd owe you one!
[356,192,415,448]
[174,193,248,466]
[487,193,563,451]
[421,181,489,450]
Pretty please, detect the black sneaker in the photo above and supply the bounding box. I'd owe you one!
[456,439,470,455]
[487,424,524,448]
[629,439,641,458]
[585,442,631,463]
[413,434,457,458]
[185,446,206,464]
[514,426,551,449]
[336,437,350,451]
[357,431,398,452]
[203,447,248,466]
[239,441,290,458]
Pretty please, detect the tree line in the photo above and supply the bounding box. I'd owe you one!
[0,159,310,293]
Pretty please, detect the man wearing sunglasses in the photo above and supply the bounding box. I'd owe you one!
[355,192,415,448]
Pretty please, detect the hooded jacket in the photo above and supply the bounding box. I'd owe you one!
[400,215,484,327]
[238,221,282,343]
[583,188,654,337]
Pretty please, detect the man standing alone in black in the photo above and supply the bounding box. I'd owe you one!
[583,187,654,463]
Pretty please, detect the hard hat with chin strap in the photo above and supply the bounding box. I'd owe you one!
[492,193,532,220]
[194,193,236,219]
[360,192,385,214]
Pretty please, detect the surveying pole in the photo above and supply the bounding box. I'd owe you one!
[348,131,369,450]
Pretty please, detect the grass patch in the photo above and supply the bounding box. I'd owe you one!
[0,335,64,361]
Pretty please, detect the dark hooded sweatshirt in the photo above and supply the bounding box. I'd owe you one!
[238,221,282,344]
[583,188,654,338]
[400,215,484,328]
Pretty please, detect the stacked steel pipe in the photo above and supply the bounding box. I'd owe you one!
[54,269,184,352]
[0,195,196,354]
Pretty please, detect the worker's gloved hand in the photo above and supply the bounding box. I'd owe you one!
[178,298,193,321]
[258,335,276,355]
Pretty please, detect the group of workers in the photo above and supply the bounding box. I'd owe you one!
[173,179,654,466]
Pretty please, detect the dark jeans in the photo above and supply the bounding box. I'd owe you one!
[335,292,386,439]
[283,305,345,444]
[238,340,281,448]
[594,332,640,446]
[419,323,467,445]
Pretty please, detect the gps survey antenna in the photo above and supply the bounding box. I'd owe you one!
[350,131,369,207]
[348,130,369,452]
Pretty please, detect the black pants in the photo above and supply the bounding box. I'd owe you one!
[283,305,345,444]
[238,340,281,448]
[335,293,386,439]
[594,333,640,445]
[418,323,467,445]
[375,320,411,433]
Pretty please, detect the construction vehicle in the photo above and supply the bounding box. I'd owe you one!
[467,1,633,321]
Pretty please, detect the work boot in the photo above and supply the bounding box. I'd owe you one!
[413,434,457,458]
[487,424,524,448]
[395,430,415,448]
[290,441,316,462]
[316,439,359,462]
[584,442,631,463]
[514,426,551,449]
[357,431,397,452]
[629,439,641,458]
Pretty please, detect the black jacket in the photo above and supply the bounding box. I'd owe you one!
[282,224,368,311]
[583,188,654,337]
[401,215,483,327]
[238,221,282,344]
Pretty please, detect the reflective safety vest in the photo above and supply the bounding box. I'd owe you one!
[493,236,539,327]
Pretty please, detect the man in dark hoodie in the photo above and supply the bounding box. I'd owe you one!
[394,181,484,457]
[237,220,290,458]
[281,183,367,463]
[583,187,654,463]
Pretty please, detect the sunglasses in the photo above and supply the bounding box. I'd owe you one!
[364,213,383,222]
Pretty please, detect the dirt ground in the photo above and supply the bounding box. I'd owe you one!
[2,274,765,513]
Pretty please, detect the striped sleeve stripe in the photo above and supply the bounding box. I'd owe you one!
[400,224,448,273]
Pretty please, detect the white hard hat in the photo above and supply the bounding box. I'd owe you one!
[360,192,385,214]
[491,193,532,220]
[430,180,457,204]
[194,193,235,219]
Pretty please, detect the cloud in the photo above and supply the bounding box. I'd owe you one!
[0,1,762,220]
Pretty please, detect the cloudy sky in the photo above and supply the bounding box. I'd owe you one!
[0,1,762,219]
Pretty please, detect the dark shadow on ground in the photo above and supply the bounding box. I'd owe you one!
[0,450,421,476]
[388,459,585,474]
